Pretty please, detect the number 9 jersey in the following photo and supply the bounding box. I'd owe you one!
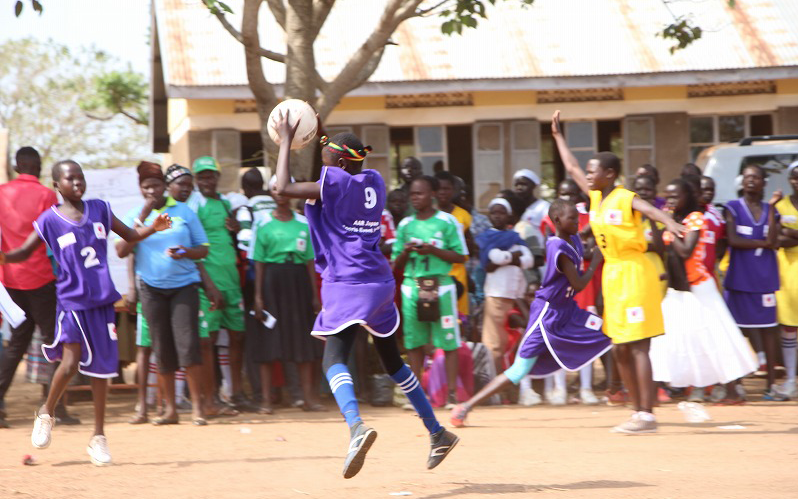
[304,166,393,283]
[33,199,122,310]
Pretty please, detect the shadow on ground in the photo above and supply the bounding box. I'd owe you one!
[421,480,651,498]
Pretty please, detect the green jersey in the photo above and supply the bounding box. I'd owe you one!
[189,193,240,290]
[252,211,314,264]
[392,210,466,279]
[236,194,277,251]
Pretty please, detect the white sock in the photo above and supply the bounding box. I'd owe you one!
[781,331,798,383]
[544,376,553,393]
[520,375,532,391]
[218,347,232,397]
[757,351,766,366]
[637,411,656,422]
[579,365,593,390]
[146,353,158,406]
[554,370,566,391]
[175,368,187,405]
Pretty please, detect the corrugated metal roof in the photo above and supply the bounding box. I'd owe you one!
[155,0,798,89]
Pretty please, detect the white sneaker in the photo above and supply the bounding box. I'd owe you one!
[735,384,747,401]
[547,388,567,406]
[773,380,797,399]
[579,388,599,405]
[687,388,705,402]
[31,412,54,449]
[518,388,542,406]
[87,435,112,466]
[709,385,727,403]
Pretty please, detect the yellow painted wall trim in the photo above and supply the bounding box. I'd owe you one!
[625,86,687,100]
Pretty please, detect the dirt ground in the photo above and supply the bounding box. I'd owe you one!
[0,369,796,499]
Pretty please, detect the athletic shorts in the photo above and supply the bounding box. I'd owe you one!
[136,302,151,348]
[400,276,460,352]
[724,289,778,328]
[44,304,119,378]
[199,287,245,337]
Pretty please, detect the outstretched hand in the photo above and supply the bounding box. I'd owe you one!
[272,109,301,144]
[664,219,686,239]
[551,110,563,136]
[153,213,172,232]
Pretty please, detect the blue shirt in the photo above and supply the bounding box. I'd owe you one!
[121,197,209,289]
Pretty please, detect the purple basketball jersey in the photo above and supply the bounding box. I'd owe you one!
[304,166,393,283]
[535,235,584,306]
[34,199,122,310]
[723,198,779,293]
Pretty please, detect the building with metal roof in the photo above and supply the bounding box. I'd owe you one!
[151,0,798,204]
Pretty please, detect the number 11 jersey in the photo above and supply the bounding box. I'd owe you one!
[304,166,393,283]
[34,199,121,310]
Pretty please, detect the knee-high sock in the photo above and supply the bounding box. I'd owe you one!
[391,364,442,435]
[782,330,798,383]
[326,364,361,427]
[579,365,593,390]
[554,370,566,390]
[218,346,232,397]
[175,368,187,405]
[519,375,533,392]
[146,352,158,406]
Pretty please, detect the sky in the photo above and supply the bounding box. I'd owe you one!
[0,0,151,74]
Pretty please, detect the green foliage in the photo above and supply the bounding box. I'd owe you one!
[439,0,534,36]
[0,38,153,170]
[203,0,233,16]
[80,70,149,125]
[660,0,736,54]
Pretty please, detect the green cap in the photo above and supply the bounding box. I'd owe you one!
[192,156,219,174]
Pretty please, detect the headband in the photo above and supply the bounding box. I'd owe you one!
[137,161,164,184]
[320,136,372,162]
[489,198,513,214]
[165,164,192,184]
[513,168,540,186]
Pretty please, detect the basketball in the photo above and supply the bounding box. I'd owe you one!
[268,99,319,150]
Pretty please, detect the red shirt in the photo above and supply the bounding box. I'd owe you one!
[702,205,725,277]
[0,174,57,290]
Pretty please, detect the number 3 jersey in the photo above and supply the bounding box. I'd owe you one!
[34,199,121,310]
[304,166,393,283]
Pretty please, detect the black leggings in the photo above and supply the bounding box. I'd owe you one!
[322,325,404,376]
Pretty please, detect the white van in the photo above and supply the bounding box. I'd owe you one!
[697,136,798,205]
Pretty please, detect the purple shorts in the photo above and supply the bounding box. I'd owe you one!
[518,298,611,377]
[724,289,778,328]
[43,304,119,378]
[312,279,399,338]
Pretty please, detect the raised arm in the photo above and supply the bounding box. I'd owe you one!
[0,230,43,264]
[272,110,321,200]
[631,197,685,237]
[551,110,590,194]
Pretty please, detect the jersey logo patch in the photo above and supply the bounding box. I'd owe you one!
[701,231,716,244]
[626,307,645,324]
[93,222,107,240]
[763,294,776,308]
[737,225,753,236]
[296,238,307,252]
[57,232,77,248]
[589,211,596,222]
[605,210,623,225]
[430,238,442,248]
[783,215,797,225]
[107,323,118,341]
[441,315,455,329]
[585,315,603,331]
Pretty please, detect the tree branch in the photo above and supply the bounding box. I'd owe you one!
[416,0,451,16]
[266,0,286,30]
[345,45,387,94]
[120,109,148,126]
[315,0,423,118]
[311,0,335,36]
[242,0,278,107]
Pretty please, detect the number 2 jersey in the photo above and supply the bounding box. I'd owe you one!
[304,166,393,283]
[33,199,121,310]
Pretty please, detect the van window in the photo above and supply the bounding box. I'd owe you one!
[739,154,798,176]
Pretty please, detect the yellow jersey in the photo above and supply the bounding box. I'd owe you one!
[448,205,472,315]
[589,187,664,343]
[776,196,798,326]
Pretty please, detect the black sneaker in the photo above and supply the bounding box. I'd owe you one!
[427,428,459,470]
[230,393,258,413]
[343,422,377,479]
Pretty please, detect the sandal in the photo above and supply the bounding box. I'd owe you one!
[129,414,149,425]
[302,403,328,412]
[257,406,274,415]
[192,417,208,426]
[205,405,239,418]
[151,416,179,426]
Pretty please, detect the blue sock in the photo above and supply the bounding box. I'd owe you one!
[391,364,442,435]
[326,364,361,427]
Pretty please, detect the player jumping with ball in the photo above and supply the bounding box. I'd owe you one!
[271,111,459,479]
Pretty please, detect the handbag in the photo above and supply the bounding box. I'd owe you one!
[416,276,441,322]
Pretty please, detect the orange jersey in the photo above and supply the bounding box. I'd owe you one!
[663,211,710,285]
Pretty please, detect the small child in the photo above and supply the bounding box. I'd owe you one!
[0,160,170,465]
[451,199,611,427]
